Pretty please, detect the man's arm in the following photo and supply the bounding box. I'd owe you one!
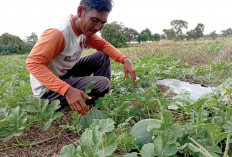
[86,34,136,85]
[26,29,91,114]
[26,29,71,96]
[85,34,126,63]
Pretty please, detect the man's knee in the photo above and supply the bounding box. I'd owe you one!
[94,76,111,94]
[97,51,109,57]
[96,51,110,62]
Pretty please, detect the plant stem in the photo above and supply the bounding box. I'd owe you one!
[18,136,28,145]
[50,126,56,136]
[188,137,213,157]
[15,137,20,144]
[189,143,206,156]
[147,106,151,119]
[223,131,231,157]
[0,130,63,152]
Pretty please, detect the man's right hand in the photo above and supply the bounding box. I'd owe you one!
[65,86,92,115]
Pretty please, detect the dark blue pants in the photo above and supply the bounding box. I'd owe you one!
[41,51,111,105]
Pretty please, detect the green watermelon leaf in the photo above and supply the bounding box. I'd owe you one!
[141,143,155,157]
[60,144,77,157]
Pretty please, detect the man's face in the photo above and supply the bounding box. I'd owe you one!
[78,7,109,37]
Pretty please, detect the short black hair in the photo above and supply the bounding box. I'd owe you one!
[80,0,113,12]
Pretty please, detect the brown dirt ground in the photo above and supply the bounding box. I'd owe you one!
[180,75,210,86]
[0,107,79,157]
[156,84,178,98]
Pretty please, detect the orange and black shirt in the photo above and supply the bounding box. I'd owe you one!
[26,15,126,97]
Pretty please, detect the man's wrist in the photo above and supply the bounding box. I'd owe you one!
[64,86,73,96]
[122,57,130,64]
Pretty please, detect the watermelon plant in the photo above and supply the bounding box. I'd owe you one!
[25,99,63,131]
[1,40,232,156]
[60,118,117,157]
[0,106,27,141]
[80,108,106,130]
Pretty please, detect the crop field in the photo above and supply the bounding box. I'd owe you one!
[1,38,232,156]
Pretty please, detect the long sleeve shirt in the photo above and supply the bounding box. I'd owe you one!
[26,15,126,97]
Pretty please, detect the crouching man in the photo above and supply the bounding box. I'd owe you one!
[26,0,136,115]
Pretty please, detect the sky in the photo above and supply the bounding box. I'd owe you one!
[0,0,232,40]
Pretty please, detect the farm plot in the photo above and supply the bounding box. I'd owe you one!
[1,39,232,156]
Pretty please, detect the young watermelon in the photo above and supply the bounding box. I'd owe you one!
[80,108,106,130]
[130,119,155,148]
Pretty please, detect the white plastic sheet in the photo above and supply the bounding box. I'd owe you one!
[156,79,215,100]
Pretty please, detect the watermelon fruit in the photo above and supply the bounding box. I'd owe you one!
[130,119,155,148]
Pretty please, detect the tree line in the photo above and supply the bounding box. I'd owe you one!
[100,20,232,47]
[1,19,232,55]
[0,32,38,55]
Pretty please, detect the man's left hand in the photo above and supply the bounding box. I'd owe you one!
[122,57,136,85]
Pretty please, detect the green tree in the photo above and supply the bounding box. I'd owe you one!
[186,23,204,40]
[209,31,217,39]
[26,32,38,44]
[163,29,176,40]
[124,27,139,44]
[137,28,153,43]
[221,28,232,37]
[171,19,188,39]
[160,34,166,40]
[0,33,29,54]
[152,33,161,41]
[194,23,204,38]
[101,21,128,48]
[186,30,196,40]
